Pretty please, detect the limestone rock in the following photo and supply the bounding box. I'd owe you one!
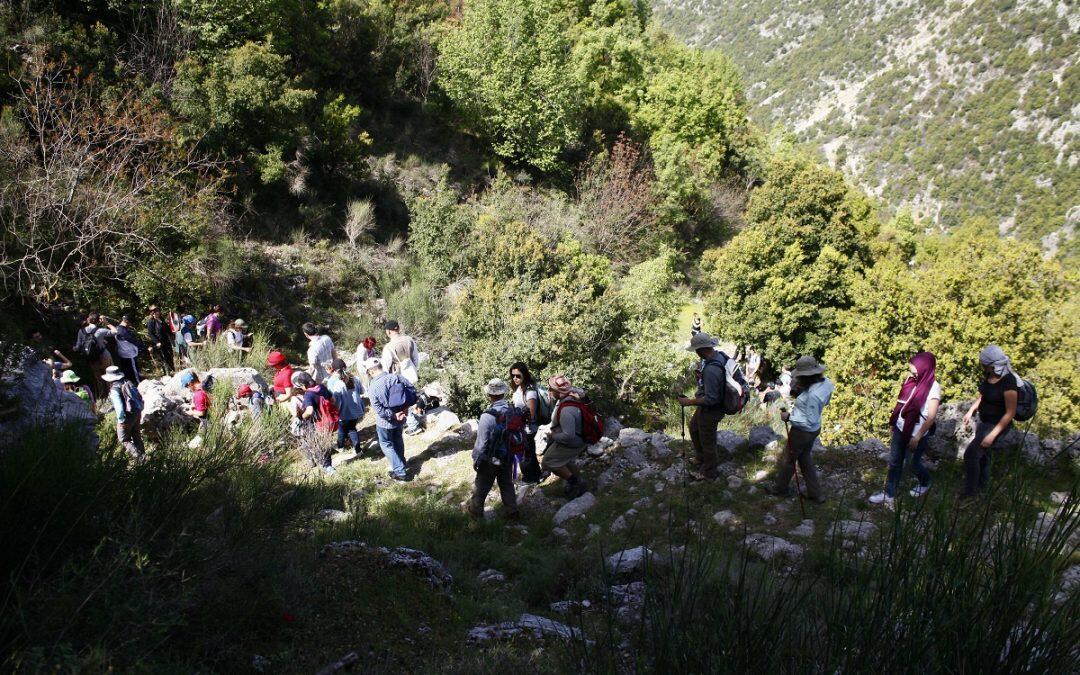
[553,492,597,525]
[633,497,653,510]
[606,546,657,576]
[516,484,552,515]
[727,475,743,489]
[753,469,769,482]
[661,463,686,483]
[762,513,778,526]
[467,614,584,644]
[713,509,740,528]
[318,509,350,523]
[549,599,591,614]
[321,541,452,591]
[609,581,646,625]
[744,534,803,563]
[551,527,570,541]
[477,569,506,585]
[0,354,97,447]
[716,430,747,454]
[828,520,877,542]
[649,432,673,459]
[603,416,624,439]
[748,425,781,450]
[856,438,887,455]
[587,436,614,457]
[610,508,638,533]
[788,519,815,538]
[422,407,461,433]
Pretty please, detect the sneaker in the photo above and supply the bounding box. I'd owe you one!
[909,485,930,498]
[389,471,409,482]
[322,465,337,476]
[869,492,894,505]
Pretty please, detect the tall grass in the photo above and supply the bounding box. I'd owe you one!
[187,331,275,372]
[576,474,1079,672]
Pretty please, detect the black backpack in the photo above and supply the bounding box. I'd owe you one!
[1015,377,1038,422]
[75,328,102,360]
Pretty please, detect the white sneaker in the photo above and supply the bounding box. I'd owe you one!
[322,465,337,475]
[910,485,930,498]
[869,492,894,505]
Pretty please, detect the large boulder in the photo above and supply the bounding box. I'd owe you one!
[606,546,658,576]
[138,377,195,433]
[0,354,96,448]
[163,367,269,396]
[747,425,781,450]
[716,430,747,454]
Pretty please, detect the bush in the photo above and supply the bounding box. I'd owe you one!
[407,183,473,287]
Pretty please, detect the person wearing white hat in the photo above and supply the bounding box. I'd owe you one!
[465,378,519,519]
[104,365,145,460]
[364,357,411,481]
[225,319,252,361]
[678,331,728,480]
[765,355,832,503]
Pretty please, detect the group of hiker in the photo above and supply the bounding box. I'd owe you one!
[40,301,1034,512]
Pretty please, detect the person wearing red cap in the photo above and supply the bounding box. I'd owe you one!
[235,382,267,419]
[267,351,296,406]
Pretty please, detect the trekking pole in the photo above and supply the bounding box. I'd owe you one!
[680,400,685,440]
[784,418,806,519]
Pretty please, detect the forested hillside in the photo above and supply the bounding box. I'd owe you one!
[655,0,1079,258]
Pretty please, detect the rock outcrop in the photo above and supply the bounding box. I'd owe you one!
[0,354,97,449]
[467,614,584,644]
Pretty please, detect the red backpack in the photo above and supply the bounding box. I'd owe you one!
[559,400,604,445]
[315,392,340,433]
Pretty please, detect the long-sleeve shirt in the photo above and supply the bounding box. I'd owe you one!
[789,378,835,433]
[549,399,585,448]
[367,372,405,429]
[473,399,510,460]
[381,335,420,382]
[698,353,728,409]
[307,335,335,383]
[326,373,365,421]
[146,317,172,346]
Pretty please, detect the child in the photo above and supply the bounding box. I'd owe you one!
[235,382,266,419]
[181,370,211,429]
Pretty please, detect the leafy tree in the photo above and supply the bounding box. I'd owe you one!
[703,156,878,367]
[407,184,473,287]
[825,224,1079,442]
[437,0,584,172]
[173,41,315,183]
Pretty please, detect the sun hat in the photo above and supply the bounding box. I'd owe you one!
[686,332,719,352]
[233,319,246,328]
[484,378,510,397]
[180,370,198,387]
[383,320,400,331]
[791,355,826,377]
[102,366,125,382]
[266,351,287,367]
[61,370,81,384]
[362,357,382,372]
[548,375,573,397]
[236,383,253,398]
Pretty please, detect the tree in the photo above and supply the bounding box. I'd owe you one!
[703,156,878,368]
[825,224,1079,442]
[407,183,473,287]
[437,0,584,172]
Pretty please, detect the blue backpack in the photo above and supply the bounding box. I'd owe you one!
[385,375,418,411]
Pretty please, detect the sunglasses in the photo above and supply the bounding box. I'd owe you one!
[510,373,523,379]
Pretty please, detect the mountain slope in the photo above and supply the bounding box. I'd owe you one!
[654,0,1079,257]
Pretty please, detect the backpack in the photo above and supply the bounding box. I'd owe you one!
[75,328,102,360]
[483,406,528,461]
[316,393,340,433]
[385,375,418,410]
[530,385,553,425]
[119,381,143,414]
[559,400,604,445]
[705,354,751,415]
[1015,377,1038,422]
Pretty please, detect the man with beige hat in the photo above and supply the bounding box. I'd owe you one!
[678,331,729,480]
[465,378,519,519]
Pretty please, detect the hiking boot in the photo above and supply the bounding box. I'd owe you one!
[909,485,930,498]
[763,485,791,498]
[565,481,588,500]
[869,492,894,506]
[463,501,483,519]
[503,510,521,522]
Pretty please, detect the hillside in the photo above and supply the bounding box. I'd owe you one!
[654,0,1080,257]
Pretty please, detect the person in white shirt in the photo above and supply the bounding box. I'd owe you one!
[870,352,940,505]
[380,320,419,385]
[225,319,252,360]
[303,322,336,383]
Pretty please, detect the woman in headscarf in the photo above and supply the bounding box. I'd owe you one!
[541,375,588,498]
[869,352,940,505]
[960,345,1019,500]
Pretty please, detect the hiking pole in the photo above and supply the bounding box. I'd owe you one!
[680,400,686,440]
[784,418,806,519]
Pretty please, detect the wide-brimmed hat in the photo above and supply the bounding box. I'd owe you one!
[362,357,382,372]
[60,370,81,384]
[484,378,509,396]
[686,332,719,352]
[102,366,125,382]
[791,355,826,377]
[233,318,246,328]
[266,351,287,367]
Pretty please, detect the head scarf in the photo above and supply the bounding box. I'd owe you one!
[362,336,376,350]
[548,375,573,398]
[888,351,937,444]
[978,345,1016,378]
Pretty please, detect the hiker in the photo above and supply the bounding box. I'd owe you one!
[61,370,95,410]
[267,351,297,406]
[355,336,378,386]
[146,305,175,374]
[292,370,338,474]
[74,312,113,398]
[235,383,267,419]
[303,322,336,383]
[225,319,252,360]
[175,314,202,365]
[106,315,142,385]
[959,345,1019,500]
[691,312,702,336]
[765,356,832,504]
[104,365,145,460]
[542,375,589,498]
[465,378,520,519]
[510,361,545,484]
[364,357,411,481]
[745,346,762,387]
[870,352,940,505]
[202,305,224,340]
[761,381,783,407]
[326,358,365,452]
[181,370,211,429]
[381,320,420,385]
[678,332,728,480]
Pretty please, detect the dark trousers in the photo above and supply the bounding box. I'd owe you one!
[117,356,140,385]
[471,460,518,513]
[885,428,931,497]
[150,345,174,373]
[774,427,823,500]
[963,421,1009,497]
[689,406,724,476]
[337,417,360,449]
[520,432,542,483]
